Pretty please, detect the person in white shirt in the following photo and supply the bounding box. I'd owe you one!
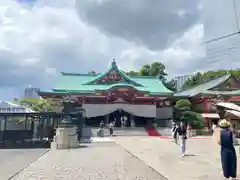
[109,122,114,136]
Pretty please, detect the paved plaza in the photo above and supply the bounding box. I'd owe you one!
[11,142,166,180]
[7,137,240,180]
[114,136,239,180]
[0,149,48,180]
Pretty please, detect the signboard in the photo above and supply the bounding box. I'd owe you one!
[0,107,30,113]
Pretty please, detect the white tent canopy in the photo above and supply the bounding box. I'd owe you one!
[216,102,240,112]
[82,104,156,118]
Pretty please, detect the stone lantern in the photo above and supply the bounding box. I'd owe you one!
[51,93,85,149]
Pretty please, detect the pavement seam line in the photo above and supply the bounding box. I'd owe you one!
[113,141,169,180]
[8,149,50,180]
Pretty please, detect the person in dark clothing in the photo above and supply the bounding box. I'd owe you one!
[171,122,178,143]
[219,119,237,180]
[177,121,187,157]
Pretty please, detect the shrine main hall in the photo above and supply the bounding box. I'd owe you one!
[38,60,174,127]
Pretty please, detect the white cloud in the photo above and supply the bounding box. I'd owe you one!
[117,24,206,77]
[0,0,205,100]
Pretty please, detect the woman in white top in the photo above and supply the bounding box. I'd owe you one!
[109,122,114,136]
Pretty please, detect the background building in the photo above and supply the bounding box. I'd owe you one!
[201,0,240,70]
[24,85,40,99]
[174,75,193,91]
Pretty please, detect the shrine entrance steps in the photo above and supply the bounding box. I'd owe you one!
[91,127,148,137]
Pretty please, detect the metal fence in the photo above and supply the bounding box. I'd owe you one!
[0,112,63,149]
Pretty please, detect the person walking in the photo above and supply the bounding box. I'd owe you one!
[216,119,237,180]
[98,121,104,137]
[171,122,178,144]
[109,121,114,136]
[177,121,187,157]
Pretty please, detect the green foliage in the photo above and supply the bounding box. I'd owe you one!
[126,71,140,76]
[175,99,191,110]
[175,99,204,129]
[139,64,151,76]
[125,61,175,91]
[148,62,167,77]
[181,111,204,129]
[182,69,240,90]
[14,98,53,112]
[126,61,167,77]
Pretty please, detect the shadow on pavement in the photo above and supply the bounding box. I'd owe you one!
[184,154,196,157]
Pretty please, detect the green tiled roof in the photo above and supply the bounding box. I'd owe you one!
[174,74,232,97]
[41,60,173,96]
[84,61,142,86]
[51,73,172,95]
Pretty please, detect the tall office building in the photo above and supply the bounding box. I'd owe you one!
[24,85,40,99]
[174,75,193,91]
[202,0,240,69]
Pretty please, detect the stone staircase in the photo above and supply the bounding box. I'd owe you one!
[156,128,172,136]
[91,127,148,137]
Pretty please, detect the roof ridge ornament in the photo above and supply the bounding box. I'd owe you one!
[111,58,117,69]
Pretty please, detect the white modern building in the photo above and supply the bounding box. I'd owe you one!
[24,85,40,99]
[174,75,193,91]
[202,0,240,69]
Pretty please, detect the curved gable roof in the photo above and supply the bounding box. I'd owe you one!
[83,60,143,86]
[174,74,231,97]
[49,60,173,95]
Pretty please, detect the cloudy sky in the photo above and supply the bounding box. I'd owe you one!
[0,0,238,100]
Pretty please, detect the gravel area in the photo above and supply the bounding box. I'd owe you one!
[0,149,48,180]
[12,142,167,180]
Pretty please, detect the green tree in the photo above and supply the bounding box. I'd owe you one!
[175,99,204,129]
[125,61,173,91]
[139,62,167,77]
[182,69,240,90]
[139,64,151,76]
[126,70,140,76]
[149,62,167,77]
[175,99,192,111]
[14,98,53,112]
[125,61,168,78]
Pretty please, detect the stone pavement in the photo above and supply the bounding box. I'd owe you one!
[0,149,48,180]
[12,142,167,180]
[113,136,239,180]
